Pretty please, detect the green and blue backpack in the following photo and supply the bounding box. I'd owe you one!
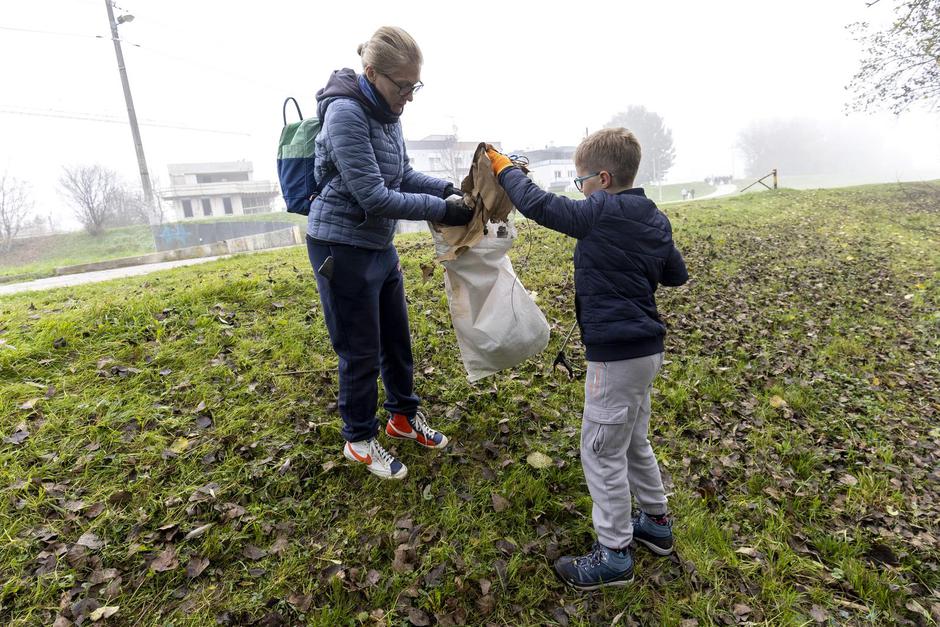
[277,97,331,216]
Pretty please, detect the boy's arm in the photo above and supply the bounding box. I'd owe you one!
[661,245,688,286]
[497,167,597,239]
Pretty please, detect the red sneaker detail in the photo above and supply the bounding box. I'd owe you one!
[387,413,414,437]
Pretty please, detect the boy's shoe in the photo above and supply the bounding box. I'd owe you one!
[343,438,408,480]
[554,542,634,591]
[385,410,448,449]
[632,511,674,555]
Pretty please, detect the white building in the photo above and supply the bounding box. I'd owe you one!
[405,135,502,184]
[159,161,279,222]
[518,146,578,193]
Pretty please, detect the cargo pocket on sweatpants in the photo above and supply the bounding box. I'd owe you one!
[581,405,634,458]
[583,421,607,455]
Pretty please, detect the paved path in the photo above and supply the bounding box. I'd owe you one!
[659,183,738,205]
[0,256,227,296]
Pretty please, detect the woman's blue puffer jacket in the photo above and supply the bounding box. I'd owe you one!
[307,69,449,249]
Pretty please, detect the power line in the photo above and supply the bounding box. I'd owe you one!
[0,106,251,136]
[2,25,281,94]
[0,24,99,39]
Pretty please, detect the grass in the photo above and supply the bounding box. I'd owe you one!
[0,181,938,625]
[0,212,305,284]
[0,226,157,283]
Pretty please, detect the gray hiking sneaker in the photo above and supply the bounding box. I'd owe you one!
[632,511,674,555]
[554,541,634,591]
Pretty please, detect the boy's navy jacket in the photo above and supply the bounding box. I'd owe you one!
[307,68,449,249]
[498,167,688,362]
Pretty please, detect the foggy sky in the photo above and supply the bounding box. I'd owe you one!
[2,0,938,227]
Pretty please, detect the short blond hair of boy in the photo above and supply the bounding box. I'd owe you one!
[575,128,642,188]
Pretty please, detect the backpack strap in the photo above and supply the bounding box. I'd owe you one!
[282,97,303,127]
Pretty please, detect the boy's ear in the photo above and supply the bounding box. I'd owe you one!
[600,171,612,189]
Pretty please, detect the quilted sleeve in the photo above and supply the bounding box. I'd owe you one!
[326,101,447,221]
[498,168,599,239]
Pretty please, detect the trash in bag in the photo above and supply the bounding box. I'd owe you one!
[431,215,550,382]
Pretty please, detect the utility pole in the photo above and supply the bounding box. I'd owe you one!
[104,0,153,203]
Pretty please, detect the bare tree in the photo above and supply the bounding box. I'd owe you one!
[847,0,940,114]
[146,176,168,225]
[0,173,32,252]
[59,165,120,235]
[737,118,826,176]
[605,106,676,185]
[438,135,464,186]
[109,186,149,227]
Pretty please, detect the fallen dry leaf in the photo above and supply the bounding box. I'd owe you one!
[186,556,210,578]
[184,523,213,541]
[150,546,179,572]
[526,451,553,468]
[839,474,859,487]
[4,424,29,445]
[242,545,267,561]
[734,546,760,558]
[89,606,119,621]
[491,493,510,512]
[769,395,788,408]
[407,607,431,626]
[76,532,106,550]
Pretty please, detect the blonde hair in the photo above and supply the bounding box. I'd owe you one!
[357,26,423,74]
[575,127,642,188]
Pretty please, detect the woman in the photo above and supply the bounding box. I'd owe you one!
[307,26,472,480]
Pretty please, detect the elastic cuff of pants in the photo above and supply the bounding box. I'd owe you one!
[598,537,632,553]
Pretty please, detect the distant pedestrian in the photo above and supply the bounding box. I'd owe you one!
[681,188,688,200]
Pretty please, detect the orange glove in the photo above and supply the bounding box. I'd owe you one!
[486,146,513,177]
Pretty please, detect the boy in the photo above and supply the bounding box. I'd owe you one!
[487,128,688,590]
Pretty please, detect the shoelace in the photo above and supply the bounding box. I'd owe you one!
[370,439,396,465]
[411,411,438,441]
[574,543,605,568]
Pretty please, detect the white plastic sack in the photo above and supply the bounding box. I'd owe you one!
[431,221,550,382]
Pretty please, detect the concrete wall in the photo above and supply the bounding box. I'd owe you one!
[151,220,295,251]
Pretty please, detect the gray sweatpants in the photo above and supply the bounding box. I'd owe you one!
[581,353,668,550]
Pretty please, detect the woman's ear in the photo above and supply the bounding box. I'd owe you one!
[363,65,376,83]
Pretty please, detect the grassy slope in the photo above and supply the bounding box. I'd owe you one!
[0,213,305,283]
[0,182,937,626]
[0,226,157,282]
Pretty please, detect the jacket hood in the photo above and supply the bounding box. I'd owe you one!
[316,68,398,124]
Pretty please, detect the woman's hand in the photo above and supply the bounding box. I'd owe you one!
[440,198,473,226]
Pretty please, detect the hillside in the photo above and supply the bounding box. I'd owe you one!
[0,182,937,625]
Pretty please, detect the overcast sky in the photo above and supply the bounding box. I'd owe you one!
[2,0,938,225]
